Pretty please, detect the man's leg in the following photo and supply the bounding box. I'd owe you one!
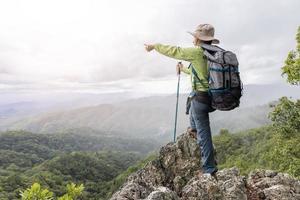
[189,107,196,130]
[186,96,197,137]
[191,99,217,174]
[188,107,197,138]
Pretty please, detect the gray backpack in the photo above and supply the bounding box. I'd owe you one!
[200,43,243,111]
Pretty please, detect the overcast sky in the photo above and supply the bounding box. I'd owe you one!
[0,0,299,96]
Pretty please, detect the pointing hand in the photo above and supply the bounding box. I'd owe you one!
[176,62,183,75]
[144,44,155,52]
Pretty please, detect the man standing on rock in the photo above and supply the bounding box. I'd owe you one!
[144,24,218,176]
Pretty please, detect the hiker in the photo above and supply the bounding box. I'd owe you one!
[144,24,218,176]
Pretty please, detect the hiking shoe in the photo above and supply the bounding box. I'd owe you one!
[187,127,197,139]
[195,169,218,180]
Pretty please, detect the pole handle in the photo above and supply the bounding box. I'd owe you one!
[176,62,182,75]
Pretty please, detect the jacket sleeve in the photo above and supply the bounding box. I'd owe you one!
[181,66,191,75]
[154,44,200,62]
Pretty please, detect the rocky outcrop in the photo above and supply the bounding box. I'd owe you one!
[246,170,300,200]
[110,132,300,200]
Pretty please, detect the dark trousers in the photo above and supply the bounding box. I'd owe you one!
[189,98,218,174]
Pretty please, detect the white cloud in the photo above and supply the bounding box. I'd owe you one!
[0,0,299,94]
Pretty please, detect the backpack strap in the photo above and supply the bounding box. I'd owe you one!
[200,43,224,52]
[201,43,225,65]
[189,63,205,90]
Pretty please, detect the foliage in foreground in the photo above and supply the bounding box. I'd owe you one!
[20,183,84,200]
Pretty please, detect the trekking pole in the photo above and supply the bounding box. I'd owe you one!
[173,62,181,143]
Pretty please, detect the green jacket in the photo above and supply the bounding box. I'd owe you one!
[154,43,209,92]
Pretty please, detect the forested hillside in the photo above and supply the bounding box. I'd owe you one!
[3,123,298,199]
[0,131,159,199]
[214,126,299,178]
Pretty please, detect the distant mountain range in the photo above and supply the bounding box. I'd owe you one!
[0,83,299,142]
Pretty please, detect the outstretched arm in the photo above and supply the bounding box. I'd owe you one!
[144,43,197,62]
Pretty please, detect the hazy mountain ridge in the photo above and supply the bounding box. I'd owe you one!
[1,84,298,141]
[2,95,272,140]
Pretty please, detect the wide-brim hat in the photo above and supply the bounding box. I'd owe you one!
[188,24,220,44]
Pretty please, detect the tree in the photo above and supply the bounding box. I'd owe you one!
[20,183,84,200]
[269,97,300,137]
[281,26,300,85]
[20,183,53,200]
[57,183,84,200]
